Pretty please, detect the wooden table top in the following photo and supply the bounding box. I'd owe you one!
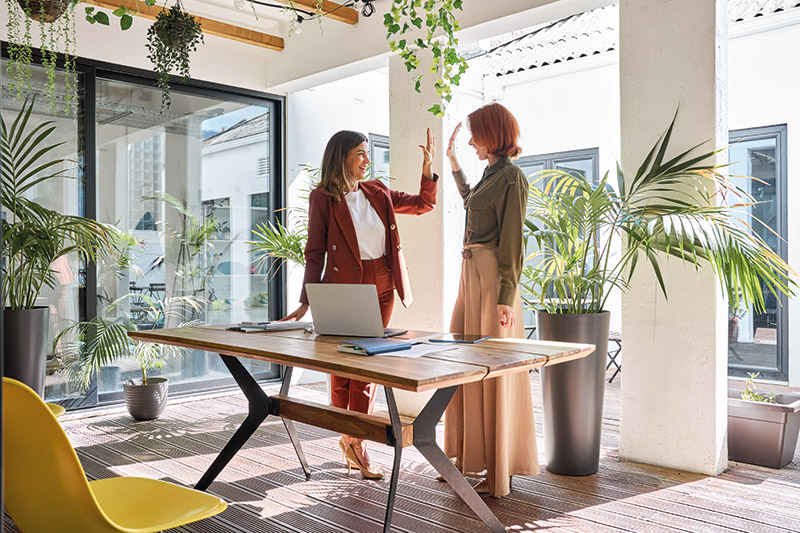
[129,326,595,392]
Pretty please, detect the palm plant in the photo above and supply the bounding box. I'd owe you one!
[145,192,222,301]
[521,113,796,315]
[57,293,207,389]
[1,95,110,310]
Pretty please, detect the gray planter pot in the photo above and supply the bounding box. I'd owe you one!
[123,377,169,420]
[538,311,610,476]
[3,307,50,397]
[728,388,800,469]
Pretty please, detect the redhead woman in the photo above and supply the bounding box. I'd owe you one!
[282,129,437,479]
[443,103,538,498]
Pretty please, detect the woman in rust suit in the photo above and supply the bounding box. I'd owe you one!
[443,103,538,498]
[283,129,438,478]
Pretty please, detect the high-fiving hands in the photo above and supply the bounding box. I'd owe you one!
[419,127,436,179]
[447,123,462,172]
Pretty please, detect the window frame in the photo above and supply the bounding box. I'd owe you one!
[727,124,788,382]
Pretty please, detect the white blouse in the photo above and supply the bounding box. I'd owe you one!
[344,189,386,260]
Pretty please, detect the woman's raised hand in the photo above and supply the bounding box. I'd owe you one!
[280,303,309,321]
[447,123,462,171]
[419,127,435,179]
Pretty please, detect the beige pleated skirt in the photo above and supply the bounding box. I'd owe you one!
[443,245,539,498]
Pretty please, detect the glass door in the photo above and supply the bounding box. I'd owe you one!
[728,125,788,381]
[94,76,282,399]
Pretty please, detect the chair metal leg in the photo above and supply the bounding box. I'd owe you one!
[607,339,622,383]
[383,388,404,533]
[279,367,311,480]
[412,386,506,533]
[196,354,269,490]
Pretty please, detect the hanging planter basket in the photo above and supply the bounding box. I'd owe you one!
[16,0,70,23]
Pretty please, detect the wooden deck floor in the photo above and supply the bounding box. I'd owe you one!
[5,370,800,532]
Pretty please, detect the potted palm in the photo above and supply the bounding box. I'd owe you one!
[522,113,796,475]
[1,95,110,397]
[58,291,206,419]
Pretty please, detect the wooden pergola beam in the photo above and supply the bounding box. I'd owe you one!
[84,0,285,51]
[292,0,358,25]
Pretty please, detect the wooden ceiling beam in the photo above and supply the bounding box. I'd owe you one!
[84,0,285,51]
[292,0,358,25]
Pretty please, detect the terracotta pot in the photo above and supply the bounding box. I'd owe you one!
[16,0,70,23]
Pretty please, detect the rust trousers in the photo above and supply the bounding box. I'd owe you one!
[330,256,394,415]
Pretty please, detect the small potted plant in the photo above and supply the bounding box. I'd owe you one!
[58,291,206,420]
[728,372,800,468]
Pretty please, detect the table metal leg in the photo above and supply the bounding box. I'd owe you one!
[383,386,506,533]
[280,367,311,480]
[196,355,269,490]
[196,356,310,490]
[383,388,404,533]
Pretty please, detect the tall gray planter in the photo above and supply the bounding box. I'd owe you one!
[3,307,50,397]
[538,311,610,476]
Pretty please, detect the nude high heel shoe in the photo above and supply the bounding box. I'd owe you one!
[343,439,383,480]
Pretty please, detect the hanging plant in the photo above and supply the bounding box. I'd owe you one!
[5,0,78,116]
[4,0,144,116]
[384,0,468,117]
[146,0,204,110]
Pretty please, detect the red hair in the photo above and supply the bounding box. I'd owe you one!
[467,102,522,158]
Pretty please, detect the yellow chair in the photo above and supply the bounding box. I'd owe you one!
[46,402,66,418]
[2,377,227,533]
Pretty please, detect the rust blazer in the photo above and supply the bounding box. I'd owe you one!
[299,174,438,308]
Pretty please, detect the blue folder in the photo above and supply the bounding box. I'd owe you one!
[337,337,412,355]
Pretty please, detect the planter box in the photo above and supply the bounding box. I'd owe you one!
[728,388,800,468]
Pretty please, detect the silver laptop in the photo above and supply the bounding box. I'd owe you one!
[305,283,407,337]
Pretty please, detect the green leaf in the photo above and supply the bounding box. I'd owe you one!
[94,12,110,25]
[112,7,127,16]
[120,14,133,30]
[85,6,95,14]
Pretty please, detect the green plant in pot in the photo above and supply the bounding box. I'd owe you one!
[521,113,796,476]
[1,95,110,397]
[728,372,800,468]
[146,0,204,110]
[58,291,207,420]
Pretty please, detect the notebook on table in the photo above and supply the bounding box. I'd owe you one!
[305,283,407,338]
[337,338,412,355]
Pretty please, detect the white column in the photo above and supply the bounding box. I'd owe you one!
[388,54,453,332]
[618,0,728,475]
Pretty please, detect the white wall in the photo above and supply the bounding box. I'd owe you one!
[728,14,800,385]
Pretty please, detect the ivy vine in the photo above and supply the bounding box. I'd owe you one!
[384,0,468,117]
[145,0,205,110]
[4,0,143,116]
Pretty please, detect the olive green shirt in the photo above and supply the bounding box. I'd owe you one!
[453,156,528,307]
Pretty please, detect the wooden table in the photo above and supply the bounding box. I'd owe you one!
[130,326,594,532]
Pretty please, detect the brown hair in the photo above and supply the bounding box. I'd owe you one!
[316,130,368,198]
[467,102,522,158]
